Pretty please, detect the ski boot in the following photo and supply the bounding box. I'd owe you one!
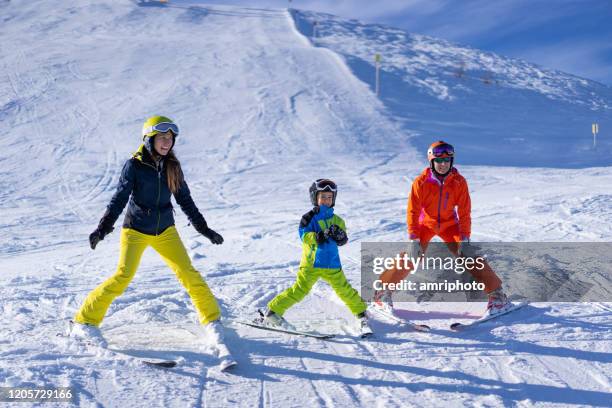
[371,289,395,315]
[485,287,512,317]
[357,311,373,338]
[203,319,225,344]
[69,320,108,348]
[202,320,237,370]
[261,309,296,331]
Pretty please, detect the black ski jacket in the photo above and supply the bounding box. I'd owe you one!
[97,145,207,236]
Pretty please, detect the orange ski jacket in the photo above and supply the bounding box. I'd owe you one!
[407,167,471,239]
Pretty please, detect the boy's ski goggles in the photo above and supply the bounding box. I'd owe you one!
[143,122,179,137]
[433,157,452,163]
[314,179,337,192]
[431,143,454,157]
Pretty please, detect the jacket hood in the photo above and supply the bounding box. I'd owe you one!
[133,144,159,167]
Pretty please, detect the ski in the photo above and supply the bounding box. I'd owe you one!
[233,319,335,340]
[367,305,431,332]
[450,302,528,331]
[132,356,177,368]
[218,357,237,372]
[57,332,177,368]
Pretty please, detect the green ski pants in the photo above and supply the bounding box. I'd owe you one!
[268,266,366,316]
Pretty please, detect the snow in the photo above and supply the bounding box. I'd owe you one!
[1,0,611,407]
[292,9,612,168]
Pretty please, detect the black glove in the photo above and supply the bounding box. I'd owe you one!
[315,230,328,245]
[327,224,348,246]
[194,221,219,244]
[89,226,113,250]
[204,228,224,245]
[300,206,320,227]
[90,209,115,250]
[195,222,224,245]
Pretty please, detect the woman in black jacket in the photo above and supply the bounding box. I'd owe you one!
[71,115,225,347]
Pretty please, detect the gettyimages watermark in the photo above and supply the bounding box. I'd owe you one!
[371,251,487,293]
[361,242,612,302]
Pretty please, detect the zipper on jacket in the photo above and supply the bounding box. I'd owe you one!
[141,161,157,171]
[437,181,444,229]
[156,166,161,235]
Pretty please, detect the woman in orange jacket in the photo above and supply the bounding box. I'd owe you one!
[373,141,510,316]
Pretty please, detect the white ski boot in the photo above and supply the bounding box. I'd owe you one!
[202,320,237,371]
[262,309,296,331]
[357,312,373,338]
[69,321,108,348]
[203,319,225,344]
[485,287,512,317]
[372,289,395,315]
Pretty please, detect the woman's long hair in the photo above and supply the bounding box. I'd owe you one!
[148,150,183,194]
[164,151,184,194]
[147,134,183,194]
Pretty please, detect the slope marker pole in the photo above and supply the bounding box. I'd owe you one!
[375,53,381,97]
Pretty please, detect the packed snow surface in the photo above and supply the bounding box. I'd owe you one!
[1,1,610,406]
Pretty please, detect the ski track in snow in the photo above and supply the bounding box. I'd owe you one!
[1,1,611,407]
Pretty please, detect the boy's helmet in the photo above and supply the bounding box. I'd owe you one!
[427,140,454,174]
[142,115,179,154]
[309,179,337,207]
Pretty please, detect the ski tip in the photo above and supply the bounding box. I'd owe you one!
[219,360,238,372]
[143,360,177,368]
[413,324,431,332]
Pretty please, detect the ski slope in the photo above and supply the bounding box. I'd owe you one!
[1,1,611,407]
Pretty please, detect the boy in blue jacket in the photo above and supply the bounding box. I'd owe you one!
[264,179,372,335]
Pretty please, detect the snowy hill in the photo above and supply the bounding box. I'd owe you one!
[1,1,611,407]
[292,9,612,168]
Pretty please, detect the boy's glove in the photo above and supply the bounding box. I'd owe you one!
[300,206,320,227]
[327,224,348,246]
[315,230,328,245]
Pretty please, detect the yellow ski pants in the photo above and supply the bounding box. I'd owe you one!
[74,226,220,326]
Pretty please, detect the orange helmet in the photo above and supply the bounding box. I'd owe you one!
[427,141,454,176]
[427,141,454,161]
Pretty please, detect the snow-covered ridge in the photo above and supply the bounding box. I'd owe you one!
[290,9,612,168]
[291,9,611,109]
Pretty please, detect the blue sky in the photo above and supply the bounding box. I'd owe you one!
[202,0,612,86]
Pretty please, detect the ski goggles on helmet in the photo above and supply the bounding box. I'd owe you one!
[430,143,454,158]
[433,157,452,163]
[314,179,337,192]
[143,122,179,138]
